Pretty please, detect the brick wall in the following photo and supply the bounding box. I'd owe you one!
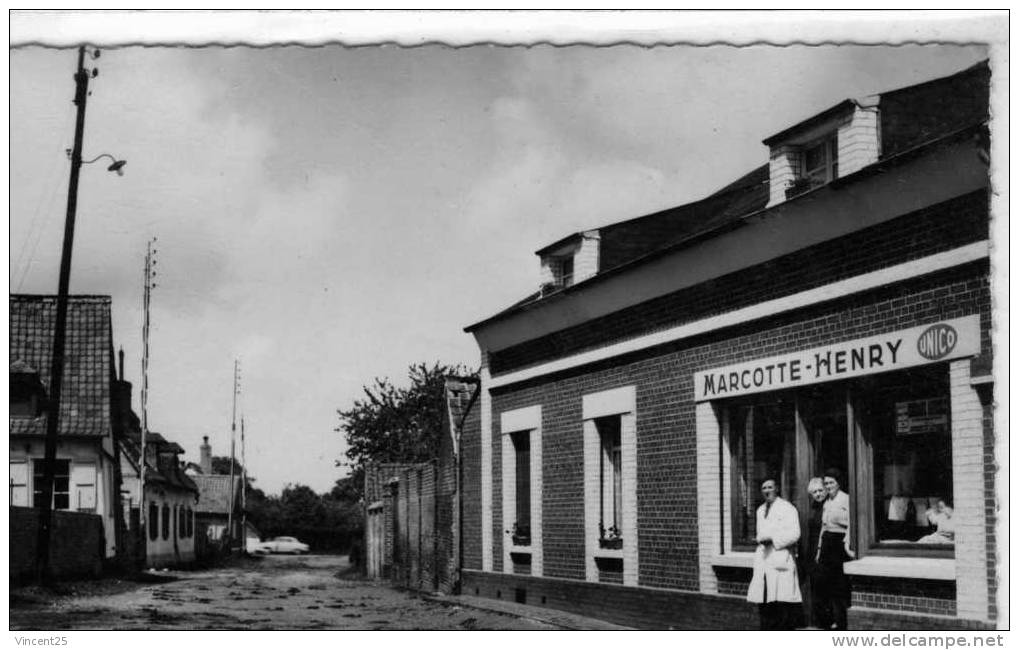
[436,448,457,592]
[851,577,956,617]
[983,401,998,622]
[462,400,483,571]
[419,464,436,592]
[491,191,988,376]
[10,507,104,581]
[465,259,992,625]
[463,569,758,630]
[850,609,995,632]
[369,460,460,594]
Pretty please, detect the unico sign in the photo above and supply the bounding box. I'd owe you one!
[917,323,959,360]
[694,315,980,402]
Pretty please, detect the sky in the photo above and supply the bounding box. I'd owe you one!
[9,19,991,495]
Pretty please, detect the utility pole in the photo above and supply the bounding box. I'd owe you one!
[35,45,90,582]
[227,360,239,548]
[138,238,157,548]
[241,415,247,550]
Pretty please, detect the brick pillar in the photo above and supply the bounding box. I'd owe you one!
[480,365,493,572]
[950,360,990,621]
[620,411,638,586]
[531,419,544,577]
[583,418,600,583]
[697,401,721,595]
[501,431,515,575]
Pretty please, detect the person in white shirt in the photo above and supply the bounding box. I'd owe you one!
[746,478,802,630]
[817,468,853,630]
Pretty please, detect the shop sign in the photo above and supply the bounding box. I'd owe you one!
[694,315,980,402]
[895,398,948,436]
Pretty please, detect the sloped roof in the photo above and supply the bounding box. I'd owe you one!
[10,295,114,437]
[466,60,990,333]
[192,474,240,514]
[120,430,198,494]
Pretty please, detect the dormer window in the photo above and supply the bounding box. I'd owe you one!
[552,255,574,288]
[802,134,839,188]
[785,133,839,200]
[537,230,599,296]
[767,98,879,207]
[10,365,45,418]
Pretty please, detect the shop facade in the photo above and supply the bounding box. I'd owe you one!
[460,62,997,629]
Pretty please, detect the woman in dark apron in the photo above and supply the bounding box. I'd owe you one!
[817,468,852,630]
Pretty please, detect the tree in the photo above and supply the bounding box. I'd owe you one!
[337,362,474,481]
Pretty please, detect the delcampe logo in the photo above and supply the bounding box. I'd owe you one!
[916,323,958,361]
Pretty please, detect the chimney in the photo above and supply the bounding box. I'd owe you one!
[200,436,212,474]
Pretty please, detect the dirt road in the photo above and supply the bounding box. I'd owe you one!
[10,554,563,630]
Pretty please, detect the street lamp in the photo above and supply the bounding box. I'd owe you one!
[80,153,128,176]
[35,46,127,583]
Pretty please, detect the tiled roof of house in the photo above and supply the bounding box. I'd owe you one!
[120,430,198,494]
[192,474,240,514]
[466,60,990,332]
[9,295,114,437]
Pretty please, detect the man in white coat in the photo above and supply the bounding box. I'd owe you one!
[747,478,803,630]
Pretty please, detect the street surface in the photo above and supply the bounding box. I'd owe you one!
[10,554,564,630]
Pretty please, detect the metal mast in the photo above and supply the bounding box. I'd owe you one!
[241,415,247,549]
[227,359,239,547]
[139,237,157,536]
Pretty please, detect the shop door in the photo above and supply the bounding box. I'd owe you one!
[794,384,850,551]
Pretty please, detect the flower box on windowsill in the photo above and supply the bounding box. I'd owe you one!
[598,537,623,550]
[785,177,820,200]
[512,534,532,546]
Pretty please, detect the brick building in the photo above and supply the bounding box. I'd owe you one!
[460,61,997,629]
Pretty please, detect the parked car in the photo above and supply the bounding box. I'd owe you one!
[259,536,310,554]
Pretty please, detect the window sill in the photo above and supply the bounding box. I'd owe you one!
[844,555,954,580]
[509,544,532,554]
[711,552,756,569]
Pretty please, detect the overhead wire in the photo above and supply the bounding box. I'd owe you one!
[14,108,75,291]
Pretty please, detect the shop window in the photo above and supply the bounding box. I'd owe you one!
[148,502,159,541]
[596,416,623,548]
[721,364,953,559]
[32,459,70,510]
[10,462,29,506]
[161,503,170,541]
[511,431,531,545]
[727,397,796,550]
[71,463,96,513]
[856,366,953,551]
